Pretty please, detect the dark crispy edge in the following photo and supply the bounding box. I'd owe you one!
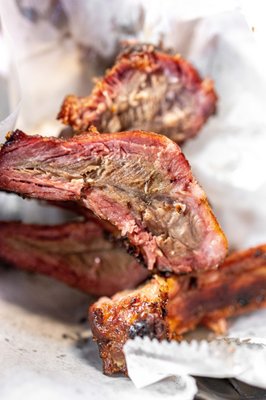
[89,276,169,375]
[89,244,266,374]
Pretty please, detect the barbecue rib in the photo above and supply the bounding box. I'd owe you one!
[89,276,169,375]
[0,220,148,296]
[58,44,217,143]
[89,244,266,375]
[0,130,227,274]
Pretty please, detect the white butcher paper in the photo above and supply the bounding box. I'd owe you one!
[0,1,265,399]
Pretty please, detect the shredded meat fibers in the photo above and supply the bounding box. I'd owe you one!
[0,130,227,274]
[58,44,217,143]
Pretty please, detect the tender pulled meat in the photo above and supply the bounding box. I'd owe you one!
[58,44,217,143]
[89,276,169,375]
[89,244,266,375]
[0,130,227,274]
[0,220,148,296]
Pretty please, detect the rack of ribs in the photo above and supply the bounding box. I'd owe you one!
[89,244,266,375]
[0,129,227,274]
[58,44,217,143]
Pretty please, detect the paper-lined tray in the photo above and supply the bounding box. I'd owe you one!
[0,1,266,399]
[1,266,266,400]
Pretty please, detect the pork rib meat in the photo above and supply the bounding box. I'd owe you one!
[90,244,266,375]
[58,44,217,143]
[0,130,227,274]
[0,220,148,296]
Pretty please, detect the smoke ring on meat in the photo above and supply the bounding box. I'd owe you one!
[0,219,149,296]
[0,129,227,274]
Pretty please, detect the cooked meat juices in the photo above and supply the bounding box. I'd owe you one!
[90,244,266,375]
[58,44,217,143]
[0,130,227,274]
[0,220,148,296]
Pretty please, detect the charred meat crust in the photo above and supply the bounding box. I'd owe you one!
[89,276,169,375]
[58,43,217,143]
[89,244,266,374]
[0,129,227,274]
[0,220,148,296]
[167,244,266,334]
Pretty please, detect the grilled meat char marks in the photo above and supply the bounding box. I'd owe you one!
[90,244,266,375]
[0,130,227,274]
[58,44,217,143]
[89,276,169,375]
[0,220,149,296]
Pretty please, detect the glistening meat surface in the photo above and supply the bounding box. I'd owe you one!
[0,220,148,296]
[0,130,227,273]
[89,244,266,375]
[58,44,217,143]
[89,276,169,375]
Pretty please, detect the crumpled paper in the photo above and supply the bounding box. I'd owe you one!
[123,308,266,396]
[0,0,266,399]
[124,331,266,396]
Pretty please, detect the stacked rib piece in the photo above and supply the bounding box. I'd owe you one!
[0,44,265,375]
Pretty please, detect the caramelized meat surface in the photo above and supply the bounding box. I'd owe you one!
[0,130,227,274]
[89,244,266,375]
[58,44,217,143]
[167,244,266,334]
[0,220,148,296]
[89,276,169,375]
